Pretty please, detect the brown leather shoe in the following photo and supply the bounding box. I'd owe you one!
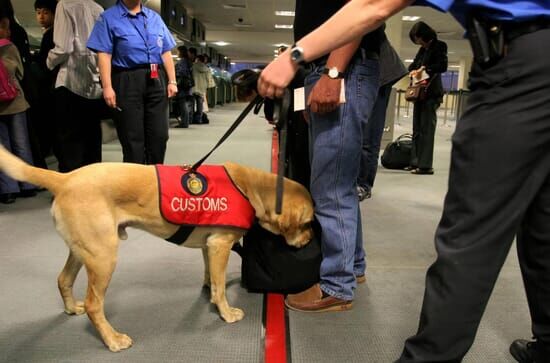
[356,274,366,284]
[285,284,352,313]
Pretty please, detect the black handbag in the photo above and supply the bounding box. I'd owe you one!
[240,220,322,294]
[381,133,413,170]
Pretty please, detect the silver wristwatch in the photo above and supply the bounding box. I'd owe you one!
[290,44,306,66]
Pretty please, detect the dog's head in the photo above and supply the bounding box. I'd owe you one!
[224,162,314,248]
[257,186,314,248]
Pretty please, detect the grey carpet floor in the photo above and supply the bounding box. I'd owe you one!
[0,104,533,363]
[0,103,272,363]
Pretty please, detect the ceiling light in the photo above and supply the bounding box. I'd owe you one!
[275,24,293,29]
[233,22,253,28]
[275,11,295,16]
[404,59,414,63]
[213,41,230,46]
[273,43,290,48]
[223,3,246,9]
[402,15,421,21]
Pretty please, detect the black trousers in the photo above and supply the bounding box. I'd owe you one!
[54,87,103,173]
[112,68,169,164]
[410,97,439,170]
[399,28,550,362]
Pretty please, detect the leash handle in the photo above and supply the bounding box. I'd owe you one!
[191,94,264,171]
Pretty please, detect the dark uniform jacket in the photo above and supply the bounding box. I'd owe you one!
[409,39,448,100]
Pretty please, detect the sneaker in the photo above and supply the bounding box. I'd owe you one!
[357,186,371,201]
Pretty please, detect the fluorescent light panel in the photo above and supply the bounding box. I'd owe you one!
[213,41,230,46]
[275,10,295,16]
[402,15,421,21]
[275,24,293,29]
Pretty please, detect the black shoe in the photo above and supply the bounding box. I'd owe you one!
[510,339,536,363]
[411,168,434,175]
[404,166,416,171]
[0,193,16,204]
[175,124,189,128]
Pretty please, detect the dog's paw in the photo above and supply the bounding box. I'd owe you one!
[106,332,133,352]
[64,301,86,315]
[222,307,244,323]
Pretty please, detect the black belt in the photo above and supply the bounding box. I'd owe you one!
[504,18,550,41]
[112,64,164,73]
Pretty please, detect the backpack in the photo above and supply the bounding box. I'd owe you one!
[0,40,18,102]
[381,133,413,169]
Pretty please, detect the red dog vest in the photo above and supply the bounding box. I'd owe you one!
[155,165,255,244]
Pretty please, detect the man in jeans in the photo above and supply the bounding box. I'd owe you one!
[47,0,104,172]
[357,32,407,201]
[284,0,382,312]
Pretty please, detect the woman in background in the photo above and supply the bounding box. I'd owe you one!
[406,21,447,175]
[87,0,177,165]
[0,17,36,204]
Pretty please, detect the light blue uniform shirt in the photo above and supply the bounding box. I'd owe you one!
[87,0,176,68]
[414,0,550,28]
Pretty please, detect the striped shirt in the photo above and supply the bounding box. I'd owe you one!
[47,0,104,99]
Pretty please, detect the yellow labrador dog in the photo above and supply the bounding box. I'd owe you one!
[0,145,314,352]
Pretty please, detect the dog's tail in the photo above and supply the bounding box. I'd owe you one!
[0,144,66,195]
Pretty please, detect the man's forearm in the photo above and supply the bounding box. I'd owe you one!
[297,0,412,63]
[326,40,362,72]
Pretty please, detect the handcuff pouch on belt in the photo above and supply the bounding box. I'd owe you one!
[466,16,505,68]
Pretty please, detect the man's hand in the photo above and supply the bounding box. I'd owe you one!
[167,83,178,98]
[258,50,298,99]
[103,86,117,108]
[308,75,342,114]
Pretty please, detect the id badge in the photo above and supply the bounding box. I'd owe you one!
[150,64,159,79]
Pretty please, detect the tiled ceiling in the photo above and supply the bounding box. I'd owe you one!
[12,0,471,64]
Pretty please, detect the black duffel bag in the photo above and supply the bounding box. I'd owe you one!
[240,219,322,294]
[381,133,413,169]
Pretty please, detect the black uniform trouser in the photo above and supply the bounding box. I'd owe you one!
[112,67,169,164]
[410,97,439,170]
[54,87,103,173]
[399,28,550,362]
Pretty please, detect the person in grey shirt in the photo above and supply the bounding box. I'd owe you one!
[47,0,106,172]
[357,31,407,200]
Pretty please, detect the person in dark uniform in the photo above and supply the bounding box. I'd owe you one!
[258,0,550,362]
[406,21,447,175]
[87,0,177,165]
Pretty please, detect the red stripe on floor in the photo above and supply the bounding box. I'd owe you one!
[264,129,287,363]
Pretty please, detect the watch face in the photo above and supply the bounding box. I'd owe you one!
[328,68,339,79]
[291,49,302,62]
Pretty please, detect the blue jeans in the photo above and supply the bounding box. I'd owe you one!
[358,83,393,193]
[306,56,379,300]
[0,111,35,194]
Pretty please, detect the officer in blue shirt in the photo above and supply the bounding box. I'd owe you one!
[87,0,177,165]
[257,1,550,362]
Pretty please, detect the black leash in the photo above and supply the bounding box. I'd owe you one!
[190,94,264,171]
[189,69,291,215]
